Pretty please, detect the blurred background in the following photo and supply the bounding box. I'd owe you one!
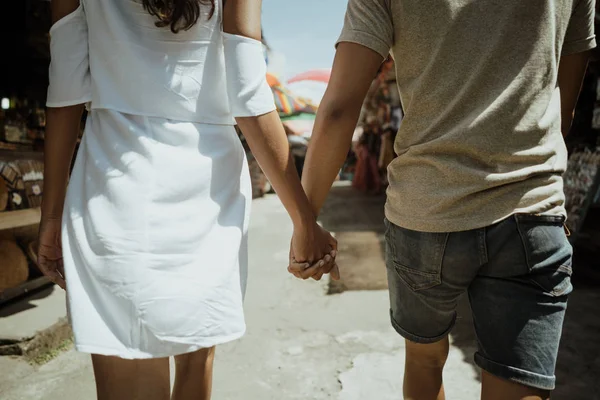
[0,1,599,399]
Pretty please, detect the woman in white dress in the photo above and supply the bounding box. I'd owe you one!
[37,0,337,398]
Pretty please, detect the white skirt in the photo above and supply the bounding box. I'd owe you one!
[62,109,251,359]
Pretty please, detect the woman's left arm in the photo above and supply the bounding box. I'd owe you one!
[223,0,337,279]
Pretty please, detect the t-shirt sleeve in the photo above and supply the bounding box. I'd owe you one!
[563,0,597,55]
[336,0,393,59]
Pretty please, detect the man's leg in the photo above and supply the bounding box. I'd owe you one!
[481,371,549,400]
[404,339,449,400]
[384,220,480,400]
[469,215,572,400]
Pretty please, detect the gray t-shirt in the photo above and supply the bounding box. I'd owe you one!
[338,0,596,232]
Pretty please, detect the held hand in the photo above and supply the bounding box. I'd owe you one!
[288,223,339,281]
[37,216,66,290]
[289,247,337,281]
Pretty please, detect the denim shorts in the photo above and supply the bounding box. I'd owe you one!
[384,214,573,391]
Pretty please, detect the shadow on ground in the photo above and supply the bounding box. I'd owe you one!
[0,286,55,319]
[319,182,600,398]
[319,183,387,294]
[553,250,600,400]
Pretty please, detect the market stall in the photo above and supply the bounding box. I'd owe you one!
[0,0,54,304]
[342,57,402,193]
[563,42,600,252]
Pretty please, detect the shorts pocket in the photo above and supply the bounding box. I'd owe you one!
[515,214,573,297]
[385,219,448,291]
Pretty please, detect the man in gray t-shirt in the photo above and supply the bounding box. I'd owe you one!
[292,0,595,398]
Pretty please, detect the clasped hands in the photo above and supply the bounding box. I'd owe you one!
[287,222,340,281]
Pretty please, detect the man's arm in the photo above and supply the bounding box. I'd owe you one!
[558,51,591,137]
[301,43,384,215]
[559,0,596,137]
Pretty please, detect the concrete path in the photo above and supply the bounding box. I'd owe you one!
[0,287,66,342]
[0,193,482,399]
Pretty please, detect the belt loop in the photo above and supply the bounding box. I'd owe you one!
[564,224,571,237]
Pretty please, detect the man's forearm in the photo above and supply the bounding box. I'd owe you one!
[301,42,385,215]
[302,105,362,216]
[558,51,591,137]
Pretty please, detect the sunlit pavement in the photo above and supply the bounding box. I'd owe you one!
[0,192,483,399]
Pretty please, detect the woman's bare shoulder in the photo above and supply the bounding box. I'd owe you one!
[51,0,81,24]
[222,0,262,40]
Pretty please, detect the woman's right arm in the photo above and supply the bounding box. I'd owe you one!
[44,0,90,218]
[43,106,84,219]
[51,0,79,24]
[38,0,90,289]
[222,0,337,279]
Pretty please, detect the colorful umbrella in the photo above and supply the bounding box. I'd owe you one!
[266,73,281,88]
[281,113,316,138]
[296,97,319,113]
[287,69,331,84]
[271,85,311,116]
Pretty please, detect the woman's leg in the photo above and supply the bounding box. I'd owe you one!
[171,347,216,400]
[92,354,170,400]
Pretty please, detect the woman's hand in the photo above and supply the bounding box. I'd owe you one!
[41,105,84,291]
[37,216,66,290]
[288,223,339,281]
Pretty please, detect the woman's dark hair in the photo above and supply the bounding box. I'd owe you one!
[142,0,215,33]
